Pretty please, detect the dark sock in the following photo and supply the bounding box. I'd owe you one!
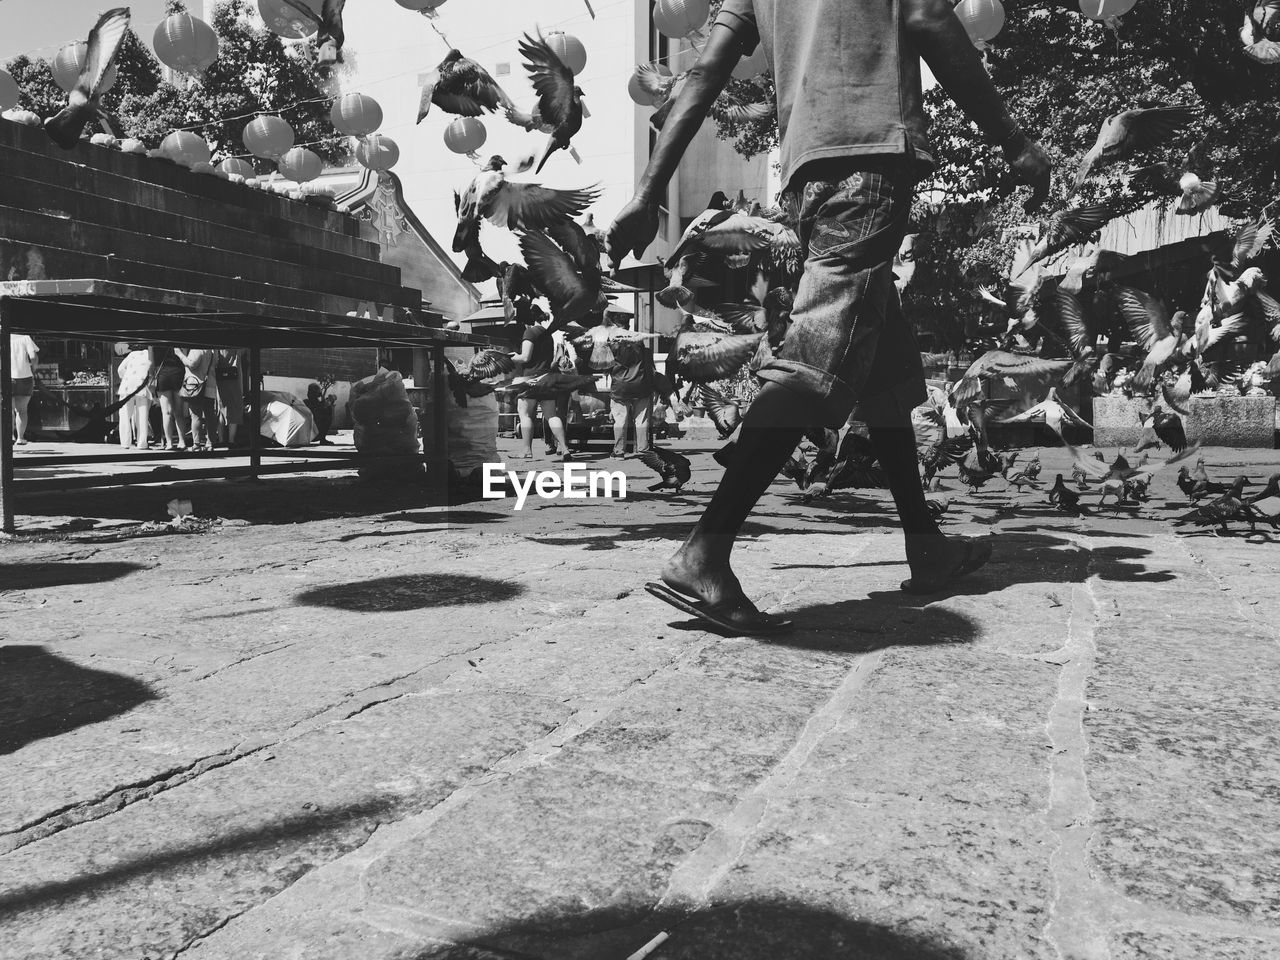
[869,424,940,537]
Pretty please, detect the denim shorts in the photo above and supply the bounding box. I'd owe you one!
[755,156,926,428]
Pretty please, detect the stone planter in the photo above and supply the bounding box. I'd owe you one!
[1093,394,1277,449]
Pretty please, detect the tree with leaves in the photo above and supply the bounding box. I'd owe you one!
[4,0,349,168]
[699,1,1280,357]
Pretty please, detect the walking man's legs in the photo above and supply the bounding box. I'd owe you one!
[658,160,987,631]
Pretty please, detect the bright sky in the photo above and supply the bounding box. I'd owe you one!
[0,0,170,62]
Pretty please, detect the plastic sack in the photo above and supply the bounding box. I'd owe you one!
[259,390,316,448]
[447,390,498,473]
[348,370,422,479]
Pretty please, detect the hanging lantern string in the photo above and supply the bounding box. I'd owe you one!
[426,17,454,51]
[14,0,711,146]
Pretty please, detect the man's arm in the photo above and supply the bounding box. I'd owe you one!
[607,20,748,266]
[902,0,1051,210]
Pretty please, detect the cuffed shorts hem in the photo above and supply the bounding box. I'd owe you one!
[754,358,857,428]
[756,359,927,430]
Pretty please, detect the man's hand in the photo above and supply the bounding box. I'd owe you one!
[607,195,661,269]
[1003,134,1052,213]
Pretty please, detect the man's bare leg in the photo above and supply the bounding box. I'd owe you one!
[659,382,807,614]
[661,385,988,611]
[867,409,986,588]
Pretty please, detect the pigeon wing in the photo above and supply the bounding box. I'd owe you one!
[80,7,131,99]
[518,230,586,308]
[416,68,441,122]
[1046,204,1115,250]
[1112,284,1173,350]
[489,182,600,231]
[520,32,576,127]
[467,349,516,380]
[1122,105,1201,153]
[677,332,764,381]
[635,449,672,480]
[635,62,674,99]
[1232,217,1274,267]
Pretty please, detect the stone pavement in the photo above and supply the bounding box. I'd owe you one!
[1,439,1279,960]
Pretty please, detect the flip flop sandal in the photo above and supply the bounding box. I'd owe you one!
[900,538,993,595]
[645,581,794,637]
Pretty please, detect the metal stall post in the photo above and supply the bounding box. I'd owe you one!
[248,347,262,481]
[428,344,449,504]
[0,300,13,534]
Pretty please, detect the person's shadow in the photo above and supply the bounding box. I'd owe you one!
[661,531,1174,647]
[405,899,970,959]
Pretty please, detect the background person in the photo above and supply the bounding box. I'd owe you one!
[175,347,217,452]
[608,341,654,457]
[153,346,187,450]
[512,309,573,460]
[215,348,246,448]
[8,333,39,445]
[115,343,154,449]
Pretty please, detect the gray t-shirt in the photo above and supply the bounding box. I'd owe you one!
[715,0,934,189]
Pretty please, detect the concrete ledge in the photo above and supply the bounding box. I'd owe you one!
[1094,395,1277,448]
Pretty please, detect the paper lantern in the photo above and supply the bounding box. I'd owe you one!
[330,92,382,137]
[545,31,587,76]
[0,69,19,110]
[654,0,711,39]
[443,117,486,154]
[242,115,294,159]
[257,0,317,38]
[153,14,219,74]
[1078,0,1137,18]
[356,134,399,171]
[161,131,212,167]
[628,63,670,106]
[731,45,768,79]
[395,0,448,10]
[278,146,323,182]
[954,0,1006,42]
[52,41,118,94]
[219,157,255,178]
[118,138,147,154]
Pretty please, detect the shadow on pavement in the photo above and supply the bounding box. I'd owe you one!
[522,518,805,553]
[0,561,145,590]
[411,900,970,960]
[11,476,437,528]
[294,573,524,613]
[0,796,398,915]
[330,510,511,544]
[0,645,155,755]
